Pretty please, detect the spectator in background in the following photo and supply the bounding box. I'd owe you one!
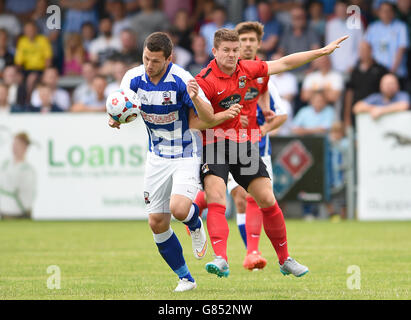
[269,52,299,104]
[27,83,64,113]
[81,21,97,54]
[365,2,408,83]
[325,0,364,74]
[32,0,61,69]
[161,0,193,24]
[61,0,99,34]
[106,0,141,16]
[0,82,10,114]
[255,1,281,57]
[326,121,349,222]
[186,34,212,76]
[353,73,410,120]
[308,1,326,42]
[89,16,123,66]
[395,0,411,89]
[14,20,52,73]
[277,5,321,75]
[292,90,336,135]
[0,1,21,46]
[172,9,194,53]
[63,33,86,76]
[30,67,71,111]
[344,41,388,129]
[0,132,36,220]
[71,75,107,112]
[166,27,192,69]
[0,29,14,77]
[4,0,36,21]
[200,5,235,55]
[301,55,344,109]
[72,61,98,104]
[116,28,142,65]
[2,65,27,107]
[105,60,128,94]
[107,0,132,37]
[129,0,170,52]
[192,0,215,33]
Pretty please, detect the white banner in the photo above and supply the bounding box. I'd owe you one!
[0,114,148,220]
[357,112,411,220]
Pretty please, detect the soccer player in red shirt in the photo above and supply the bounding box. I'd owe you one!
[189,28,347,278]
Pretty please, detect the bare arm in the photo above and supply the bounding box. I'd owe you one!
[344,89,354,128]
[187,79,215,123]
[391,47,407,74]
[292,126,328,135]
[266,36,349,75]
[188,105,242,130]
[260,114,288,136]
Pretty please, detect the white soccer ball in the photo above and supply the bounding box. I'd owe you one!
[106,89,141,124]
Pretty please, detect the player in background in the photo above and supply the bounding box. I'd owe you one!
[190,28,348,278]
[108,32,241,292]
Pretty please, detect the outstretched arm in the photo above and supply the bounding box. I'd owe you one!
[266,35,349,75]
[189,104,242,130]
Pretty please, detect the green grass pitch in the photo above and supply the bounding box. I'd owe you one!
[0,219,410,300]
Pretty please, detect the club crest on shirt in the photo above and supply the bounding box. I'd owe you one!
[144,191,150,204]
[162,91,173,105]
[239,75,247,88]
[201,163,210,174]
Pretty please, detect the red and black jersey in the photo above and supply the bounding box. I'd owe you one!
[195,58,268,145]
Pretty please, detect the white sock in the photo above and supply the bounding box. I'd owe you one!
[236,213,246,225]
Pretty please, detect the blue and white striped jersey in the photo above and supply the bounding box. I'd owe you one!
[120,63,210,159]
[257,80,288,157]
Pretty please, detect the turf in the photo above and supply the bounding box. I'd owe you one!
[0,219,410,300]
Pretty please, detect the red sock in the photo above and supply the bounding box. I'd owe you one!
[206,203,229,261]
[194,190,207,217]
[245,196,263,254]
[260,202,289,265]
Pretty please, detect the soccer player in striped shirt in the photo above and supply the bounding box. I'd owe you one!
[190,28,347,278]
[108,32,241,292]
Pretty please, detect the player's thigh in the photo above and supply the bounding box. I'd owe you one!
[170,157,201,219]
[203,174,227,205]
[143,154,173,214]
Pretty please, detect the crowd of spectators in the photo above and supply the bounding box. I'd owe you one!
[1,0,409,127]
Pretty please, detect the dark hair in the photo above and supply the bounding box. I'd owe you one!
[143,32,173,59]
[235,21,264,42]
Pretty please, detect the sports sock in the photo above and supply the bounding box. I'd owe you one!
[245,196,263,254]
[193,190,207,217]
[236,213,247,248]
[260,202,289,265]
[183,203,201,231]
[153,228,194,282]
[206,202,229,261]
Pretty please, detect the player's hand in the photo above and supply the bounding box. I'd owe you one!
[263,109,276,121]
[222,103,242,120]
[108,116,121,129]
[187,79,199,100]
[322,35,349,55]
[240,115,248,128]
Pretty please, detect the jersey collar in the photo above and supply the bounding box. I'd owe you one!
[210,59,240,79]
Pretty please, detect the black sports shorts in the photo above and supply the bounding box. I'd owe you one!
[199,139,270,191]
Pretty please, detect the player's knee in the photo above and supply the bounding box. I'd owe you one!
[232,187,247,212]
[255,191,275,209]
[148,214,168,233]
[169,203,188,221]
[205,188,226,205]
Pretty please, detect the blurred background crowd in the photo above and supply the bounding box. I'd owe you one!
[0,0,410,220]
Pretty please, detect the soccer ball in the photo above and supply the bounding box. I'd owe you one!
[106,89,141,124]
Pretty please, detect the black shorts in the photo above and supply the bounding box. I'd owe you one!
[200,139,270,191]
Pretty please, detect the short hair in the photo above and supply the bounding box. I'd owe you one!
[213,28,239,49]
[235,21,264,42]
[15,132,31,146]
[143,32,173,59]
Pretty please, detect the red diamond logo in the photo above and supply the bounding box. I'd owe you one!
[279,140,313,179]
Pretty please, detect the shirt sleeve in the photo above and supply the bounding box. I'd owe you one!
[363,93,381,105]
[195,73,215,104]
[395,91,410,104]
[242,60,269,79]
[397,21,409,48]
